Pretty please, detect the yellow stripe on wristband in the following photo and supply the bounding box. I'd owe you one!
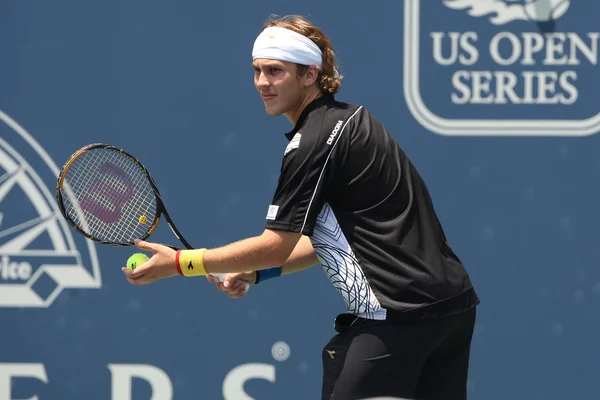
[177,248,208,276]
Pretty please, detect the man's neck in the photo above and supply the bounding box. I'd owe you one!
[285,90,324,126]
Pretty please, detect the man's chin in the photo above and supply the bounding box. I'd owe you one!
[264,106,283,116]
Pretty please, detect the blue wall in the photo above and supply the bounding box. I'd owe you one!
[1,1,599,399]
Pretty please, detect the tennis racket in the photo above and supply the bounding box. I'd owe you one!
[55,143,249,290]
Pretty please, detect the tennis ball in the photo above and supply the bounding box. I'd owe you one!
[139,215,147,224]
[127,253,149,270]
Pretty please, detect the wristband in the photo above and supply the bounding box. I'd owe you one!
[176,248,208,277]
[255,266,282,284]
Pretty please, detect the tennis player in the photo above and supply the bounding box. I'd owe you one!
[123,14,480,400]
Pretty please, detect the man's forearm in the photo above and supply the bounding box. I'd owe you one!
[202,229,302,275]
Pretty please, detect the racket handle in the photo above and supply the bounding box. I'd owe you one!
[210,273,251,292]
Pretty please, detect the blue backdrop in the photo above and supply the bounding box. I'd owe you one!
[2,1,600,399]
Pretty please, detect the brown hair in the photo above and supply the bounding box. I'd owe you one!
[262,14,342,94]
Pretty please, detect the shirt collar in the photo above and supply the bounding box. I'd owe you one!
[284,93,336,141]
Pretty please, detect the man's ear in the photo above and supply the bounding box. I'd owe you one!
[302,65,320,87]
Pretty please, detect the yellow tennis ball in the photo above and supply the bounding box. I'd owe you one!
[126,253,149,270]
[139,215,147,224]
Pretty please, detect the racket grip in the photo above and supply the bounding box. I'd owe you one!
[210,273,251,292]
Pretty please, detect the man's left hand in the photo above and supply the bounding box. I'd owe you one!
[122,239,179,285]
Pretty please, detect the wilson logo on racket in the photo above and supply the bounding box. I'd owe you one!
[79,162,134,224]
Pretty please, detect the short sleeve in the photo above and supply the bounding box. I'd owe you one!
[265,121,346,236]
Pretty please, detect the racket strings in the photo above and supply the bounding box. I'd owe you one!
[118,163,158,242]
[60,147,158,244]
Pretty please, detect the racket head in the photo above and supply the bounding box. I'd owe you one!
[56,143,163,246]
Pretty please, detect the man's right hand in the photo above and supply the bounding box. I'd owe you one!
[206,271,256,299]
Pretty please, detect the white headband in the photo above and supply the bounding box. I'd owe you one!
[252,26,323,70]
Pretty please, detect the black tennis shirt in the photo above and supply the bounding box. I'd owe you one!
[265,94,479,322]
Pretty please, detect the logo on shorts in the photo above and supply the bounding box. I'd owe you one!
[404,0,600,136]
[0,109,101,307]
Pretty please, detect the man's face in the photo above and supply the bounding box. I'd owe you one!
[253,59,305,117]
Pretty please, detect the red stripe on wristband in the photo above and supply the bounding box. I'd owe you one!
[175,250,183,276]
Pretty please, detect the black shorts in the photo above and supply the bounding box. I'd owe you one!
[321,307,476,400]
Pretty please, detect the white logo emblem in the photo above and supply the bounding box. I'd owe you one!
[404,0,600,136]
[0,110,101,307]
[444,0,570,25]
[327,120,344,145]
[266,205,279,220]
[284,132,301,155]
